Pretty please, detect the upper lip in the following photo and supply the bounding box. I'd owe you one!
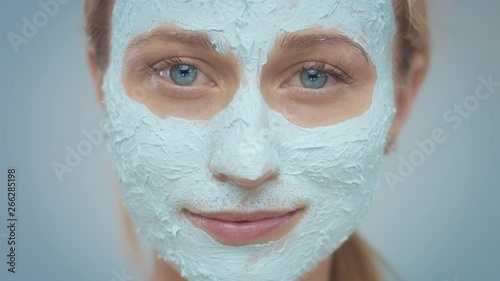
[183,208,303,222]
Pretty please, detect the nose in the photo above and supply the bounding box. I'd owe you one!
[213,169,278,188]
[209,118,280,190]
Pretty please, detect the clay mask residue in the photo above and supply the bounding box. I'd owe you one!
[102,0,397,280]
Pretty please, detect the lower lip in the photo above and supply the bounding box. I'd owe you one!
[184,209,303,245]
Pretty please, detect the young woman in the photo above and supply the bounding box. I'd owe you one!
[84,0,430,280]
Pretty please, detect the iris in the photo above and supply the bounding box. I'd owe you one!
[300,69,328,89]
[169,64,198,86]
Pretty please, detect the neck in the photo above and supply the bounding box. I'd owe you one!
[149,252,333,281]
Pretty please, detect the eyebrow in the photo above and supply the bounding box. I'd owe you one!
[130,29,369,63]
[131,30,218,53]
[277,33,370,62]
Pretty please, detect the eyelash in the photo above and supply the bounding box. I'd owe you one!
[144,54,200,75]
[288,58,354,85]
[144,55,353,87]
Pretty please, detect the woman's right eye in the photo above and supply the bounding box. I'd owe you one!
[160,64,198,86]
[147,57,214,88]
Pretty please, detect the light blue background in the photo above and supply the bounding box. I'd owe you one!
[1,1,499,280]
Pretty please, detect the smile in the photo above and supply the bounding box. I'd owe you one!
[183,207,306,246]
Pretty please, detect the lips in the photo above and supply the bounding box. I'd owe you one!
[184,208,305,245]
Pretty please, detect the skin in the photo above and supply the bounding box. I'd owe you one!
[121,26,376,127]
[87,7,427,281]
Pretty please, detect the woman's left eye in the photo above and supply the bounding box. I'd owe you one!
[161,64,198,86]
[286,63,353,90]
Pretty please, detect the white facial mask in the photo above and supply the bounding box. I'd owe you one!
[103,1,396,280]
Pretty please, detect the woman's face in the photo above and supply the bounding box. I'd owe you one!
[103,0,396,280]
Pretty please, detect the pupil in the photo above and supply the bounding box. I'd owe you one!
[300,69,327,89]
[179,65,190,76]
[308,70,319,80]
[169,64,197,86]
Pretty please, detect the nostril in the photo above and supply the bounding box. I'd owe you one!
[212,169,280,189]
[212,173,230,183]
[265,169,279,181]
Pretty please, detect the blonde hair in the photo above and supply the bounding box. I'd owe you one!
[85,1,430,280]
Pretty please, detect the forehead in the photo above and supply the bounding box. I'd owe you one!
[111,0,395,62]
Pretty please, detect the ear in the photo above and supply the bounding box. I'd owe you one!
[387,53,427,151]
[87,46,105,110]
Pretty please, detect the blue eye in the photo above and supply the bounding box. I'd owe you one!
[300,69,328,89]
[168,64,198,86]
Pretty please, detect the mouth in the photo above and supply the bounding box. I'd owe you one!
[183,207,306,246]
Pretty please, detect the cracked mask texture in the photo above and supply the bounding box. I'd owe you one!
[102,0,397,280]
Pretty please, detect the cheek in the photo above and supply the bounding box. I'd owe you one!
[111,116,210,190]
[278,132,378,188]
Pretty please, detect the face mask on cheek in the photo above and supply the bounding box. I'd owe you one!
[103,0,397,280]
